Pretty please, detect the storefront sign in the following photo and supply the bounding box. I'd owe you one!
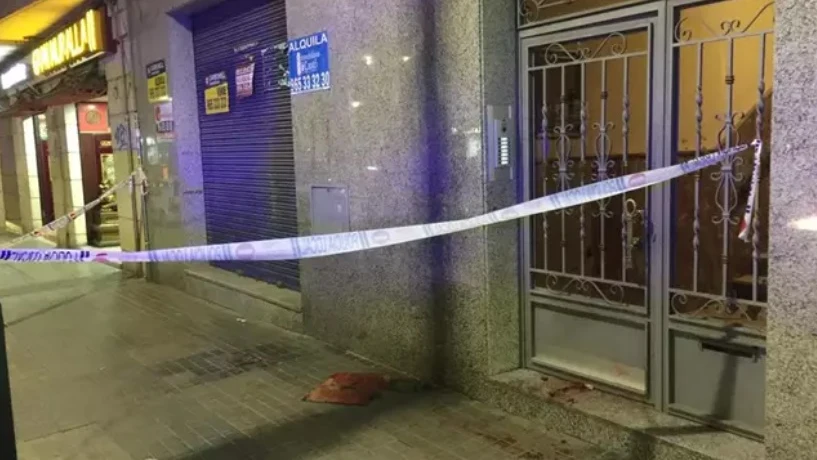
[1,64,28,90]
[154,101,174,142]
[235,60,255,99]
[78,103,109,133]
[287,31,330,95]
[204,71,229,115]
[31,8,108,76]
[146,60,169,102]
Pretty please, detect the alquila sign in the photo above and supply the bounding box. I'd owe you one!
[31,8,108,77]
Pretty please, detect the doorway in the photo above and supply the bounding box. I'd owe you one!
[33,114,55,226]
[77,101,119,248]
[520,0,772,438]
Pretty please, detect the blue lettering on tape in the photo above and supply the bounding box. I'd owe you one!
[295,232,368,258]
[425,220,472,238]
[421,224,435,238]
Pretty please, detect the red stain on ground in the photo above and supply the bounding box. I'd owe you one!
[547,381,592,403]
[303,373,390,406]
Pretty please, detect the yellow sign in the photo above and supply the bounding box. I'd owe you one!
[32,9,107,77]
[204,72,229,115]
[146,60,169,102]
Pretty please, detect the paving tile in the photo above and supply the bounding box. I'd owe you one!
[0,232,625,460]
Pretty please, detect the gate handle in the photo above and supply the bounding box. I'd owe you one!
[624,199,643,269]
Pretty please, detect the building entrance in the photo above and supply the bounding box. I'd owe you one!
[520,0,772,438]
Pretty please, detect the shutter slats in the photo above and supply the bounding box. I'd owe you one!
[192,0,300,290]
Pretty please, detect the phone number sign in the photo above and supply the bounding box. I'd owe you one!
[288,31,330,95]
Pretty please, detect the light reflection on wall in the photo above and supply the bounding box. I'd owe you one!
[790,216,817,231]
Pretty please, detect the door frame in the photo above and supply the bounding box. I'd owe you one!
[519,0,770,435]
[518,1,669,409]
[32,114,55,225]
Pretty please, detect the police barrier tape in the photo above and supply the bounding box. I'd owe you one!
[0,169,144,249]
[0,143,758,264]
[738,140,763,242]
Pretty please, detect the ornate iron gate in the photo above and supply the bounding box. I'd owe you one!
[520,0,772,438]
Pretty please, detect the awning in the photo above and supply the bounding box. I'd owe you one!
[0,61,106,118]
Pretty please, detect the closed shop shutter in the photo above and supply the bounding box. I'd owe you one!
[192,0,299,290]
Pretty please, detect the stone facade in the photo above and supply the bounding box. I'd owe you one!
[1,0,811,457]
[115,0,519,389]
[0,118,16,230]
[45,104,88,247]
[285,0,520,387]
[0,117,40,234]
[765,0,817,457]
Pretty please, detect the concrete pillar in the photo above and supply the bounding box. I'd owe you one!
[0,118,16,231]
[46,105,87,247]
[122,0,208,285]
[285,0,518,387]
[6,117,41,234]
[115,0,517,388]
[766,1,817,458]
[0,157,4,228]
[105,0,144,272]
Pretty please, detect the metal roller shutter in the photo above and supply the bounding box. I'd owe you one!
[192,0,299,290]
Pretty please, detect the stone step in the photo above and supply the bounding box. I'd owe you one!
[100,223,119,234]
[184,265,303,333]
[471,370,763,460]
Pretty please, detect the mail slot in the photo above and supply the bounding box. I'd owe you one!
[669,330,765,435]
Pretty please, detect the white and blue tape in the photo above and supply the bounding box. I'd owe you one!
[738,140,763,242]
[0,170,142,249]
[0,143,756,264]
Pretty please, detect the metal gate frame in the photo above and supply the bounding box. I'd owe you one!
[520,0,668,406]
[518,0,769,434]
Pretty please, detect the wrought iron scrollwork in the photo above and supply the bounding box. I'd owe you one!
[541,33,627,65]
[519,0,575,24]
[533,28,648,306]
[670,291,766,331]
[544,273,626,305]
[673,1,774,43]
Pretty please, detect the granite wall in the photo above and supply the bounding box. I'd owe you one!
[766,0,817,457]
[59,0,817,456]
[103,13,144,261]
[110,0,210,285]
[286,0,520,386]
[5,117,39,233]
[118,0,521,388]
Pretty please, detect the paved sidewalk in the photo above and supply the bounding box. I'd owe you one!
[0,242,623,459]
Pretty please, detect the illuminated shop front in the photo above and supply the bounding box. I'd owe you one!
[0,6,117,248]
